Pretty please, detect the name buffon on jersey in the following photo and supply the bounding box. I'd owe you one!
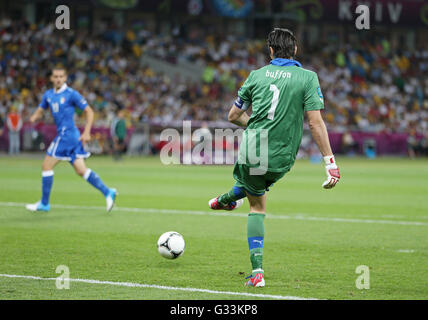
[266,70,292,80]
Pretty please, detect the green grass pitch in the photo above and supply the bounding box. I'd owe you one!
[0,155,427,300]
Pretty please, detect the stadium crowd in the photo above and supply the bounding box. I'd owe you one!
[1,18,428,155]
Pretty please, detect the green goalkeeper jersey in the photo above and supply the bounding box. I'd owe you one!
[236,59,324,173]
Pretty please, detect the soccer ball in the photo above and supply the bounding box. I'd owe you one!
[157,231,185,259]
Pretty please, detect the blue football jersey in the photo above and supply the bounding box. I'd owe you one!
[39,84,88,135]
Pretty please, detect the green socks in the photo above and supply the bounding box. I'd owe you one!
[218,186,265,277]
[247,213,265,276]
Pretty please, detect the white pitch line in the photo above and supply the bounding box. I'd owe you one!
[0,201,427,226]
[396,249,415,253]
[0,274,316,300]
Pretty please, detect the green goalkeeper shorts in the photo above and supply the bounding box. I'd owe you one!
[233,163,290,196]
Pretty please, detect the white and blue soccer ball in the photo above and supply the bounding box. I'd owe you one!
[157,231,185,259]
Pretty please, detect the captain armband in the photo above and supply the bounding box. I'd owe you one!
[234,96,250,111]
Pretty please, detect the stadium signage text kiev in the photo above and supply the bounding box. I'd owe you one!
[338,0,403,23]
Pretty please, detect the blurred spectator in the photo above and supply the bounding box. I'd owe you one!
[7,107,22,155]
[85,132,106,155]
[342,131,358,155]
[0,112,4,138]
[419,133,428,157]
[363,139,377,159]
[407,128,419,159]
[110,109,127,160]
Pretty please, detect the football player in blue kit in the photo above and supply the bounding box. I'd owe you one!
[26,66,117,212]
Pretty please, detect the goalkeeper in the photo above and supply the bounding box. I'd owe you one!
[208,28,340,287]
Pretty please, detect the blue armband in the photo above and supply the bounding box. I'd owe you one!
[234,97,250,111]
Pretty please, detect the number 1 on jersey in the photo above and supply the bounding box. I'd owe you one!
[268,84,279,120]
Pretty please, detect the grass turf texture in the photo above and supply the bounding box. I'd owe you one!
[0,155,427,300]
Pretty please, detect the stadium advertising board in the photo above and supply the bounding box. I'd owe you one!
[317,0,428,26]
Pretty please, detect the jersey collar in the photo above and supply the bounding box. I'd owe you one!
[54,83,68,94]
[270,58,302,67]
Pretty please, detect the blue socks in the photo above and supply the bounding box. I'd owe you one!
[233,186,246,198]
[84,169,109,197]
[40,168,109,206]
[218,185,246,206]
[41,170,54,205]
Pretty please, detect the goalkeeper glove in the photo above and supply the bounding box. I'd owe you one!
[322,155,340,189]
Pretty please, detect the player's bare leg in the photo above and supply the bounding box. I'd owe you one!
[26,156,59,212]
[72,158,88,177]
[42,155,60,171]
[73,158,117,212]
[245,192,266,214]
[244,192,266,287]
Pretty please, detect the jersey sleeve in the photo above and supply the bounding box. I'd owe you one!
[39,92,49,110]
[235,71,254,111]
[303,72,324,112]
[71,90,89,111]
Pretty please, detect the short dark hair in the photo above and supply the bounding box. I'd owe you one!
[52,65,67,74]
[267,28,297,59]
